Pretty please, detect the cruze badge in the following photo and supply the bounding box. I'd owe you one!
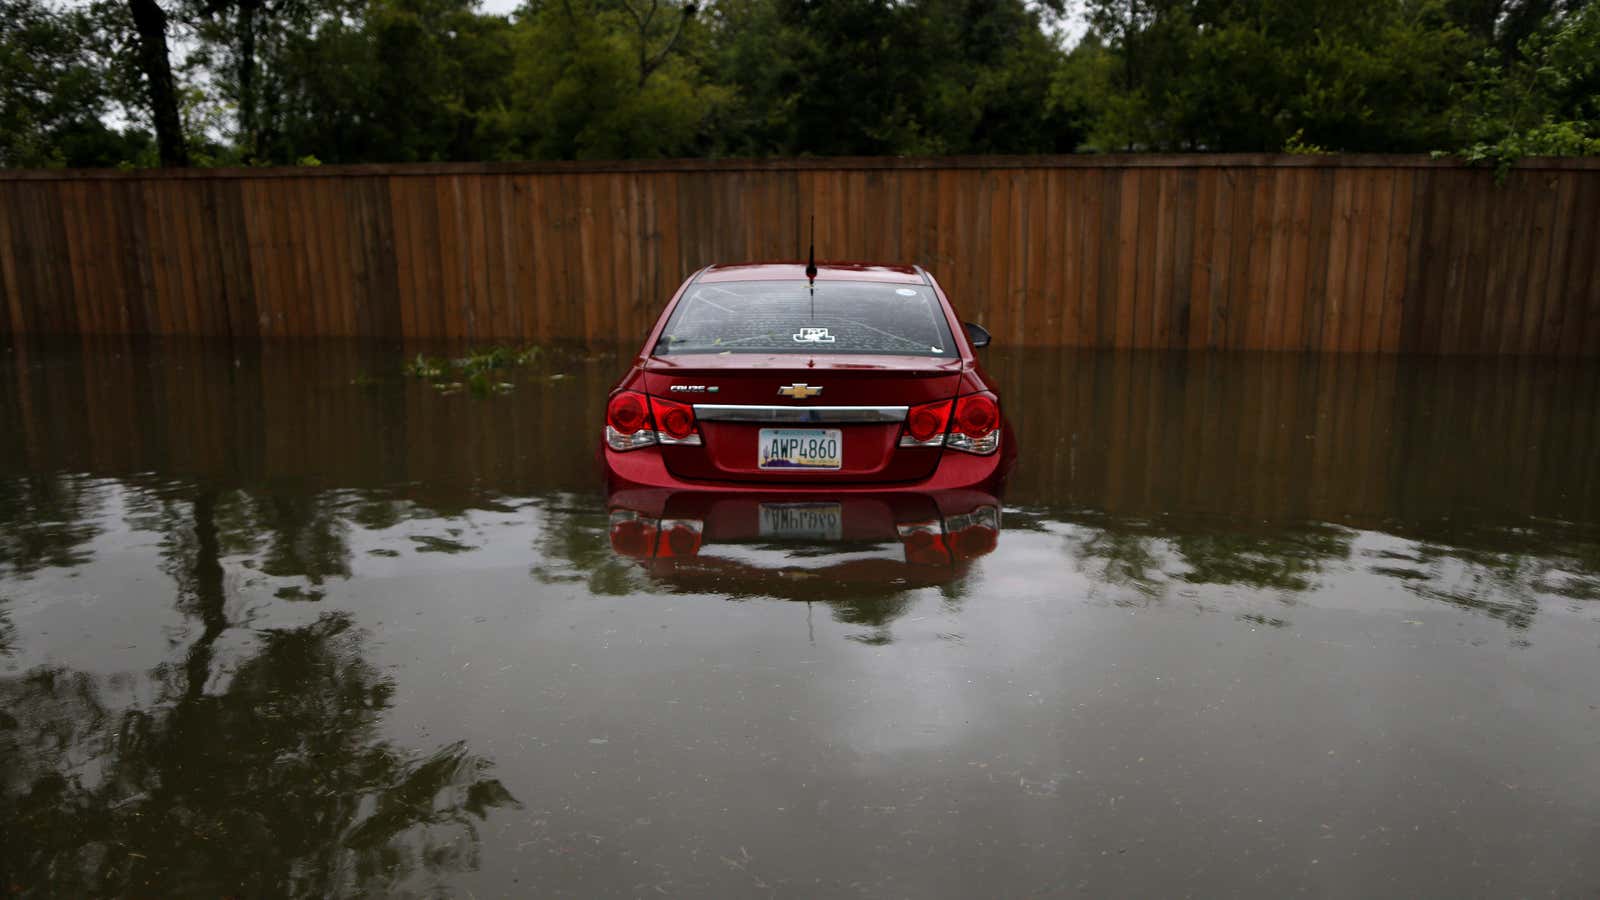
[669,384,718,393]
[793,327,836,343]
[778,383,823,399]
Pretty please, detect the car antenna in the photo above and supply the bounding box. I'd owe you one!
[805,215,817,282]
[806,214,816,320]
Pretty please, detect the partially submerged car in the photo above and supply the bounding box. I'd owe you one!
[599,262,1015,495]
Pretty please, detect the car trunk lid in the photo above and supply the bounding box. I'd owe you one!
[642,354,961,483]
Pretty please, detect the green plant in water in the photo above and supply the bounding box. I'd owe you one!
[404,354,449,379]
[404,345,544,396]
[461,371,518,396]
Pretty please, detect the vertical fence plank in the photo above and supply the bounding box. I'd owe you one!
[1559,174,1600,358]
[1133,167,1162,348]
[1038,170,1065,346]
[77,184,106,335]
[1457,172,1496,355]
[1339,168,1374,354]
[1240,169,1274,350]
[363,176,400,341]
[528,174,557,343]
[1167,168,1197,351]
[1278,170,1312,351]
[1439,170,1480,354]
[1186,168,1216,350]
[1148,167,1176,348]
[1260,168,1294,350]
[1357,168,1396,353]
[1402,169,1444,355]
[466,174,493,341]
[1113,168,1139,348]
[1080,167,1106,348]
[314,178,349,337]
[985,169,1012,343]
[1205,168,1237,350]
[0,184,19,335]
[285,179,316,337]
[1511,173,1555,355]
[1379,169,1413,355]
[388,177,419,342]
[1321,170,1358,353]
[58,182,95,334]
[1490,172,1533,355]
[1223,168,1260,350]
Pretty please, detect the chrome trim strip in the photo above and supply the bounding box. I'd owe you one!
[693,404,908,424]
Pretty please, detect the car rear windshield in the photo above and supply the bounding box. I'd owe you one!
[654,280,958,357]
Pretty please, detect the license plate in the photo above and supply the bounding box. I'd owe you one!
[759,503,844,540]
[757,428,841,470]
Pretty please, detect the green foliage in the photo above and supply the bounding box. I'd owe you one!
[1283,129,1330,155]
[0,0,152,167]
[705,0,1084,156]
[1447,2,1600,172]
[1076,0,1481,152]
[403,353,448,378]
[3,0,1597,166]
[498,0,724,159]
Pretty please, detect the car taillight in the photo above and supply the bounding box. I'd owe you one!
[899,399,953,447]
[649,397,702,445]
[653,519,703,557]
[947,393,1001,455]
[608,391,649,433]
[605,391,657,451]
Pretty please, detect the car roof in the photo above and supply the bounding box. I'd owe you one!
[696,261,927,284]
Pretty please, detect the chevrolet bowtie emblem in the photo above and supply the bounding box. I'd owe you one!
[777,383,823,399]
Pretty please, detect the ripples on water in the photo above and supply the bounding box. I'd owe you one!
[1,338,1597,896]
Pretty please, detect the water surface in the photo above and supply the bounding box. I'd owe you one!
[2,339,1598,896]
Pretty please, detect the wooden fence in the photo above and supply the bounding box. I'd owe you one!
[2,155,1598,355]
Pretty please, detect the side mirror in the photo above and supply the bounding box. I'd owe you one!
[964,322,992,349]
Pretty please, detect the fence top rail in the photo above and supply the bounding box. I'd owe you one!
[3,153,1599,181]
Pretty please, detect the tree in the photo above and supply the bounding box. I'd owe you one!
[0,0,151,167]
[500,0,724,159]
[126,0,190,164]
[6,0,1599,166]
[704,0,1083,156]
[183,0,314,161]
[1450,0,1600,168]
[1074,0,1480,153]
[261,0,518,163]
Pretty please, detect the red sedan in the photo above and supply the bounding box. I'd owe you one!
[600,261,1016,495]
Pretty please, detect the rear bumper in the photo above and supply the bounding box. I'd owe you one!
[600,423,1015,496]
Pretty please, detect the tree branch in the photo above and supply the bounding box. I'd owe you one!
[639,2,695,87]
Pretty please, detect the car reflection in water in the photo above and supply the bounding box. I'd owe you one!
[606,489,1002,597]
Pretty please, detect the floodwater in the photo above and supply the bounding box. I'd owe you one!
[2,337,1598,897]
